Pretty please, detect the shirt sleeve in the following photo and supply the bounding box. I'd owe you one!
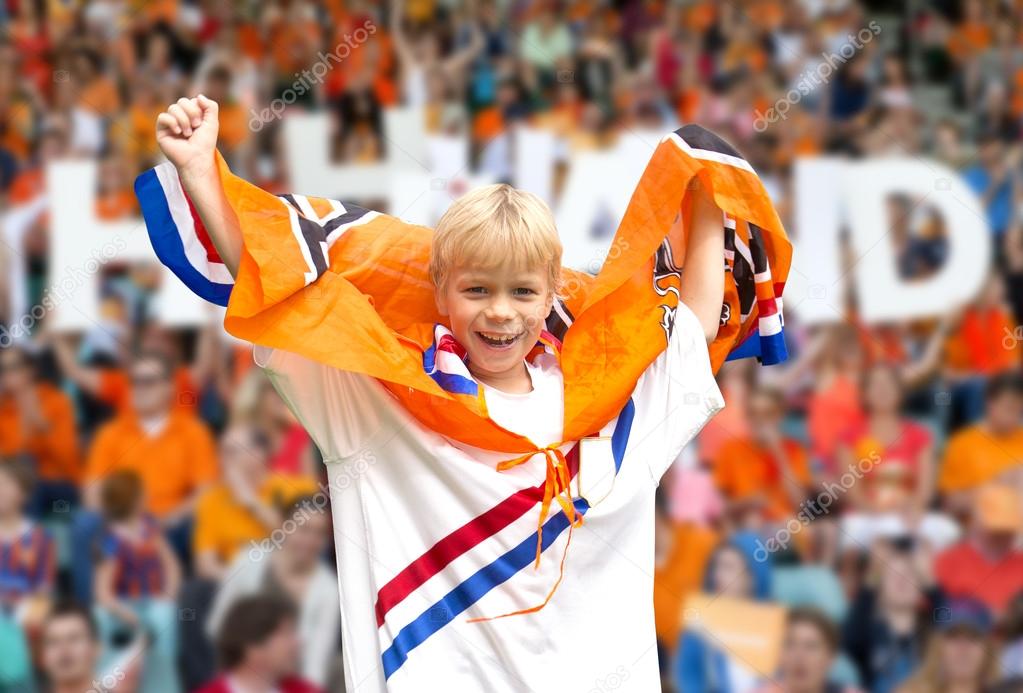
[37,390,81,481]
[253,345,390,461]
[627,300,726,483]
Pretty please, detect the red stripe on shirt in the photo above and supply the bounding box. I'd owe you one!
[374,444,580,627]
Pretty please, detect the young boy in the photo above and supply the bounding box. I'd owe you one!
[0,461,55,626]
[139,95,789,690]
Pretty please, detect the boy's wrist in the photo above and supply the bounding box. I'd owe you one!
[178,152,217,187]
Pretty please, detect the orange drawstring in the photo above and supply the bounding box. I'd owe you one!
[466,442,584,624]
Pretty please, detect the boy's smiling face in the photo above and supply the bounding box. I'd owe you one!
[436,261,554,392]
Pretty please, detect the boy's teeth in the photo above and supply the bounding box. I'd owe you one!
[480,332,517,343]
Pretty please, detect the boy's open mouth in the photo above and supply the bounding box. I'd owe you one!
[475,331,523,349]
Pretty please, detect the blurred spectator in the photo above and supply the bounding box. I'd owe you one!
[896,597,999,693]
[93,470,181,693]
[754,606,865,693]
[95,150,139,222]
[205,495,340,689]
[193,425,317,582]
[40,603,106,693]
[806,325,867,472]
[675,532,773,693]
[935,484,1023,617]
[963,132,1022,254]
[939,373,1023,517]
[945,275,1022,380]
[944,274,1023,429]
[75,349,217,596]
[199,63,253,170]
[197,593,322,693]
[518,3,573,86]
[843,537,944,693]
[0,460,55,630]
[229,370,316,478]
[837,364,957,552]
[713,385,813,523]
[887,195,948,282]
[0,345,80,517]
[52,325,217,418]
[653,477,720,678]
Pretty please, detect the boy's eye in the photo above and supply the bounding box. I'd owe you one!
[465,287,487,294]
[514,288,538,296]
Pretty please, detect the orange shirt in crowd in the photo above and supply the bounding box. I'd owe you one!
[945,306,1022,375]
[807,373,864,470]
[193,473,319,564]
[85,411,218,517]
[939,424,1023,492]
[97,366,199,413]
[0,384,81,482]
[948,21,993,62]
[472,107,504,142]
[713,437,811,520]
[935,540,1023,615]
[653,523,718,650]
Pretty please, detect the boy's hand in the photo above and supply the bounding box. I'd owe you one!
[155,95,220,177]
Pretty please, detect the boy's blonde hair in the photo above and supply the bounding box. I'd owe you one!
[429,183,563,296]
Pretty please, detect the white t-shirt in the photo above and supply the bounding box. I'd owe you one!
[255,302,724,692]
[478,355,565,448]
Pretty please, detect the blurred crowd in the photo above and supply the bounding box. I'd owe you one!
[3,0,1023,691]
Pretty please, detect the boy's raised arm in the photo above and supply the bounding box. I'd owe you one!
[680,178,726,345]
[155,95,242,277]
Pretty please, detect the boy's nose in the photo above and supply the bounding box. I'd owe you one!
[485,297,516,321]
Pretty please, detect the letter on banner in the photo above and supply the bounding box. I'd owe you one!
[786,158,846,324]
[48,161,209,330]
[556,132,663,273]
[843,159,990,323]
[790,157,990,324]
